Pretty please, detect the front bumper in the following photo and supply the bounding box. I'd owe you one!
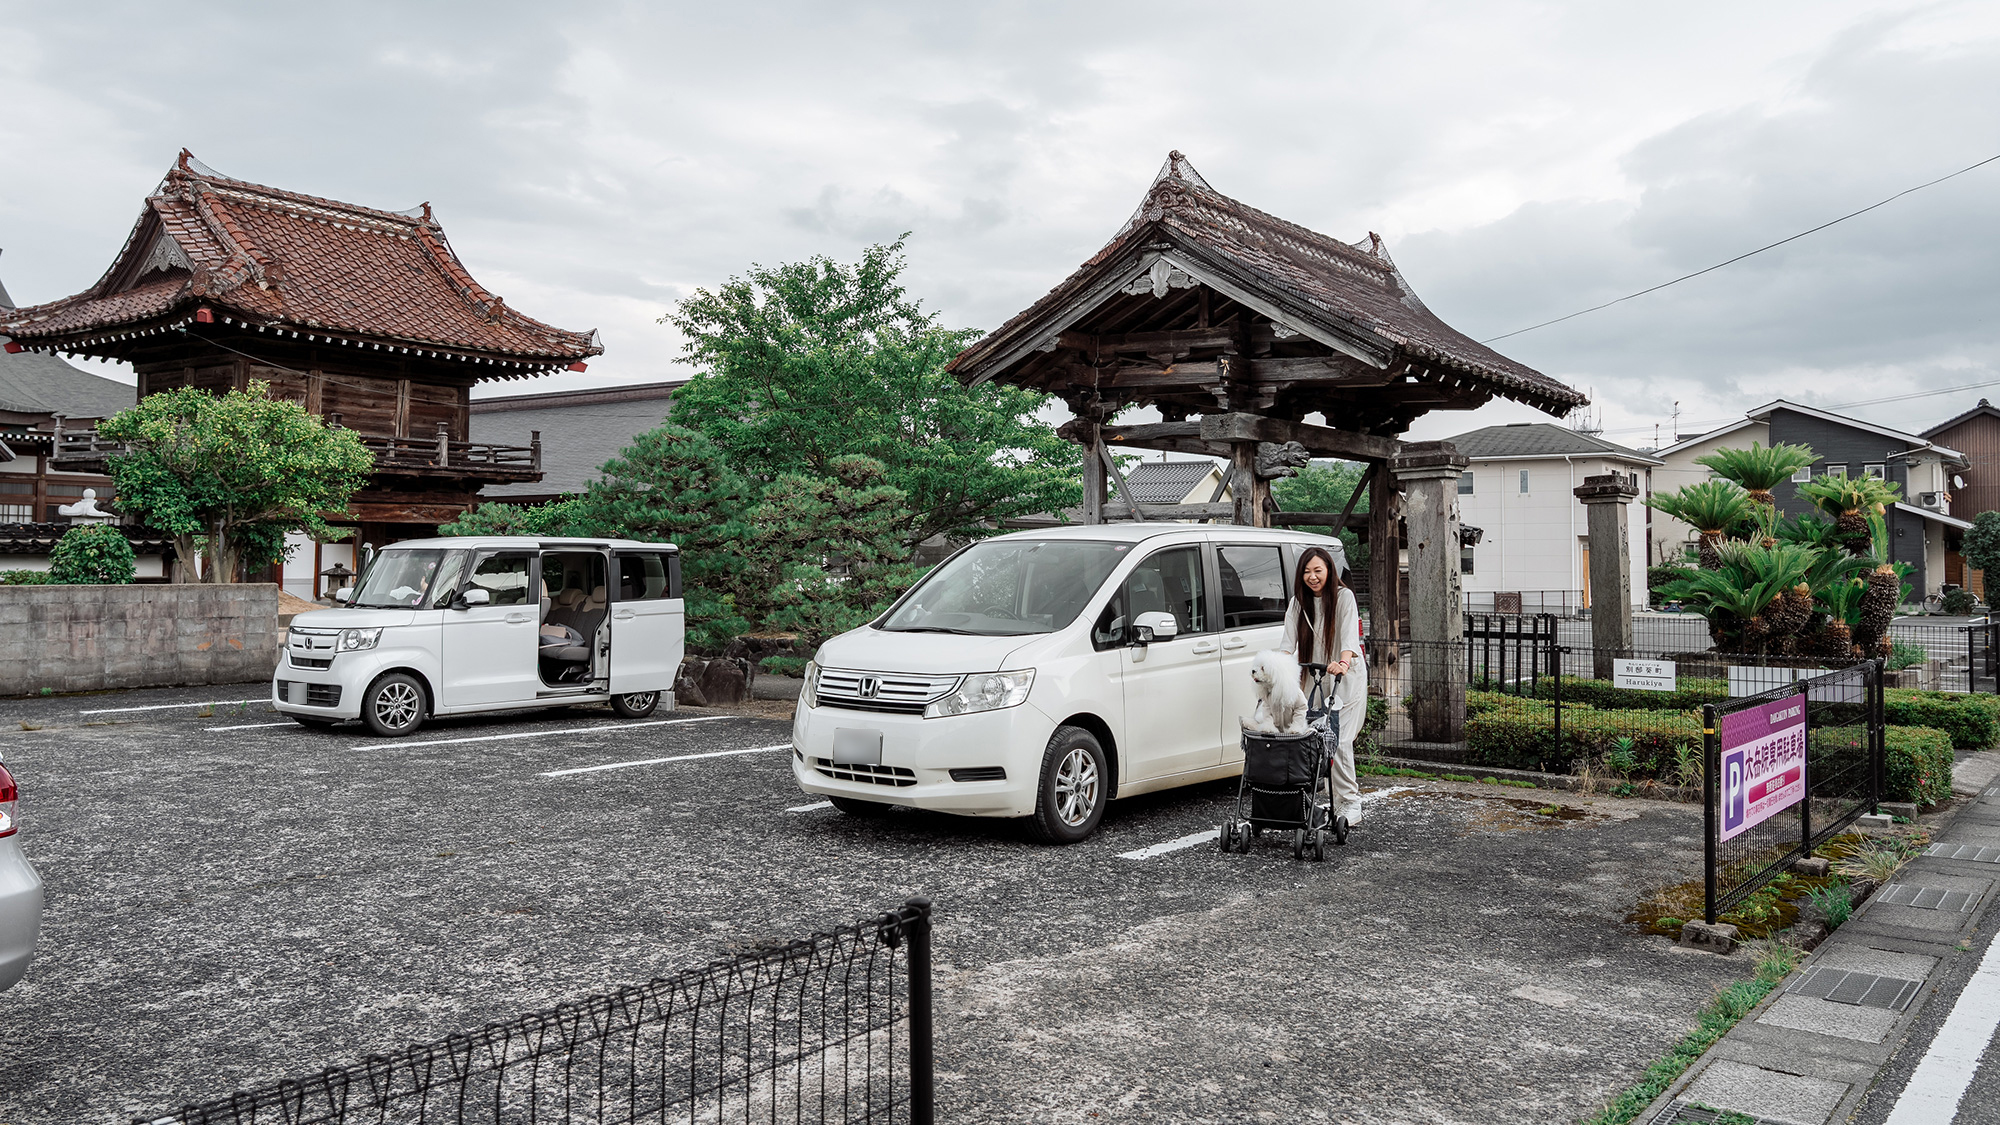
[0,837,43,992]
[790,700,1055,817]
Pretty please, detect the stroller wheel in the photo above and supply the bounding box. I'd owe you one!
[1333,816,1350,845]
[1217,823,1232,852]
[1312,829,1328,862]
[1291,828,1307,860]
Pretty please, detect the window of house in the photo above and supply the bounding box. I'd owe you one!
[1458,473,1474,495]
[1460,546,1476,575]
[1824,464,1848,478]
[1791,465,1812,483]
[1864,463,1885,480]
[1518,469,1530,494]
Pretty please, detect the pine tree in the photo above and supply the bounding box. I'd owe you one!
[746,455,923,654]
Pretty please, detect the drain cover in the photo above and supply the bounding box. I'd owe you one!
[1925,843,2000,863]
[1788,967,1922,1011]
[1655,1101,1785,1125]
[1877,882,1980,912]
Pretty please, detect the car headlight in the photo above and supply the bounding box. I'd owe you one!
[925,670,1035,719]
[801,661,821,705]
[339,627,383,652]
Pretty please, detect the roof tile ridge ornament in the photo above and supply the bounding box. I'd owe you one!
[188,186,285,291]
[172,149,428,230]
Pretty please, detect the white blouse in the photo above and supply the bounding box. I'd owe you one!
[1279,586,1365,713]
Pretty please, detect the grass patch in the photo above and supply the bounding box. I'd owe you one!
[1487,777,1539,789]
[1439,772,1477,783]
[1358,765,1433,779]
[1584,942,1798,1125]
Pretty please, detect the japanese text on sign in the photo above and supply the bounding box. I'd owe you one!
[1718,692,1807,842]
[1613,658,1676,692]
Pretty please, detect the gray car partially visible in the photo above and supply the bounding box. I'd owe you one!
[0,755,42,992]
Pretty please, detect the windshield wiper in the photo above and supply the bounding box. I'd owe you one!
[888,626,984,635]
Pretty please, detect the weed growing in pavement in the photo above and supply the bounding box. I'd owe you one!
[38,687,52,695]
[1805,880,1853,929]
[196,705,214,718]
[1672,741,1703,797]
[1689,1104,1756,1125]
[1841,845,1906,884]
[1583,941,1796,1125]
[18,722,41,731]
[1491,778,1538,789]
[1358,765,1433,780]
[1439,772,1477,783]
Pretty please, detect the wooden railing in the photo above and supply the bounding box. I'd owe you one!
[53,419,542,477]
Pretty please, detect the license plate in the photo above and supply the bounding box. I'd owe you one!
[832,728,883,766]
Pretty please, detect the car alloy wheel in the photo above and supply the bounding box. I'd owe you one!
[1030,725,1108,844]
[363,673,427,737]
[612,691,660,719]
[1053,747,1099,827]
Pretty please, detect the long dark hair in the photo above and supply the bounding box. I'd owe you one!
[1292,545,1343,664]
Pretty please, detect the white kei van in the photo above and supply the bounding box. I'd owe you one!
[790,524,1348,843]
[272,536,684,736]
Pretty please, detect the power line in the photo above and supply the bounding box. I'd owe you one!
[1483,151,2000,344]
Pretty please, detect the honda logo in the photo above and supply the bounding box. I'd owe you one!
[855,676,880,699]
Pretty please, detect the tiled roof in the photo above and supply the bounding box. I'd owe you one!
[0,151,601,370]
[1445,423,1660,464]
[1118,459,1223,504]
[0,346,135,419]
[951,152,1585,415]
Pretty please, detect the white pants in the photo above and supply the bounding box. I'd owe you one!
[1328,710,1361,808]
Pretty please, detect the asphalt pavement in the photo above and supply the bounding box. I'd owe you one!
[0,682,1756,1124]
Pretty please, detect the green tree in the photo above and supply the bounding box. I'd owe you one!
[1271,460,1370,570]
[99,383,372,582]
[745,455,922,654]
[664,238,1079,546]
[48,524,136,584]
[1962,511,2000,578]
[443,425,754,650]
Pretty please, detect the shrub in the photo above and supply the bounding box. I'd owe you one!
[1464,706,1702,773]
[1884,726,1954,807]
[1940,588,1978,615]
[1884,689,1998,751]
[0,569,56,585]
[1352,696,1389,757]
[1886,639,1928,671]
[48,524,137,585]
[1474,675,1729,713]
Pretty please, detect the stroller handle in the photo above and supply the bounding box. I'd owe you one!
[1301,661,1345,684]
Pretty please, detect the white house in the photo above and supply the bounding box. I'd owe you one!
[1445,423,1660,613]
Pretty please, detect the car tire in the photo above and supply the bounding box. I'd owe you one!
[1029,725,1108,845]
[829,796,892,817]
[361,673,427,737]
[289,715,336,730]
[611,691,660,719]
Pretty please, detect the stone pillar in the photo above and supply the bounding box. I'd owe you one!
[1574,473,1640,678]
[1392,441,1469,744]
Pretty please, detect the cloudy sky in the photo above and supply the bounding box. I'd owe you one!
[3,0,1996,448]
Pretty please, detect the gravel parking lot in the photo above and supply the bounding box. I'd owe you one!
[0,684,1749,1124]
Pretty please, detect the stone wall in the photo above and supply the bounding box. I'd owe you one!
[0,583,279,695]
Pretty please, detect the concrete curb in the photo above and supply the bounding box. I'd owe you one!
[1369,755,1596,793]
[1628,749,2000,1125]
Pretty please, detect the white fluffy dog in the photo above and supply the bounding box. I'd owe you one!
[1244,649,1310,734]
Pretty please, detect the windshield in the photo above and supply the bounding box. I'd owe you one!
[880,540,1132,637]
[350,549,463,609]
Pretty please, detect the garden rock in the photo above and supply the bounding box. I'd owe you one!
[696,657,750,705]
[1857,813,1895,829]
[674,663,709,708]
[1792,857,1831,877]
[1879,801,1920,820]
[1678,920,1739,955]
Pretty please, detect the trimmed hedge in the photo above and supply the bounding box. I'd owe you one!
[1473,675,1729,713]
[1884,689,1999,751]
[1464,705,1702,772]
[1885,726,1954,807]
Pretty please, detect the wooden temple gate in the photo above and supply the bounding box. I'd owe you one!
[949,153,1587,742]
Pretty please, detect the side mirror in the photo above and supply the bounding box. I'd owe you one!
[457,588,491,609]
[333,587,354,604]
[1132,611,1179,645]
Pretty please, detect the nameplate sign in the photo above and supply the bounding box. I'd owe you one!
[1613,658,1676,693]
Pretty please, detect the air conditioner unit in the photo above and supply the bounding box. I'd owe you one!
[1918,492,1945,511]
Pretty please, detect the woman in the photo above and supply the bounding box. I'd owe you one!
[1278,545,1367,823]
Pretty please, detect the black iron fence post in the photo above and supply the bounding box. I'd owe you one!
[1872,658,1886,814]
[906,896,935,1125]
[1799,683,1812,857]
[1552,647,1566,769]
[1703,702,1719,926]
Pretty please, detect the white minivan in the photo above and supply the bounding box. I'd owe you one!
[273,536,684,736]
[790,524,1348,843]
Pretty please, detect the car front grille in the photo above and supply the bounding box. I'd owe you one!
[306,684,342,708]
[290,655,333,670]
[949,767,1007,783]
[813,758,917,787]
[814,669,961,715]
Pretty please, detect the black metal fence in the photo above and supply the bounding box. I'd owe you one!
[138,900,935,1125]
[1703,664,1884,924]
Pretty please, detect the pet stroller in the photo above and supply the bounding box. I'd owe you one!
[1218,663,1348,860]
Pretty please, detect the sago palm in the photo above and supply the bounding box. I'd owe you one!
[1798,475,1901,553]
[1696,442,1817,505]
[1656,542,1815,652]
[1646,480,1752,570]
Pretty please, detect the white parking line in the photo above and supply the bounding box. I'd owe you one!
[78,697,270,715]
[541,744,792,777]
[354,715,734,752]
[205,722,298,732]
[1882,924,2000,1124]
[787,801,834,812]
[1117,786,1414,861]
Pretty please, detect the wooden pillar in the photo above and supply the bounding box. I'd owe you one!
[1391,441,1469,744]
[1367,462,1402,701]
[1231,443,1257,526]
[1575,473,1640,677]
[394,378,411,438]
[304,369,324,416]
[1082,421,1106,525]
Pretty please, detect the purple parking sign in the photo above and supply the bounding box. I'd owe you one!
[1719,692,1808,842]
